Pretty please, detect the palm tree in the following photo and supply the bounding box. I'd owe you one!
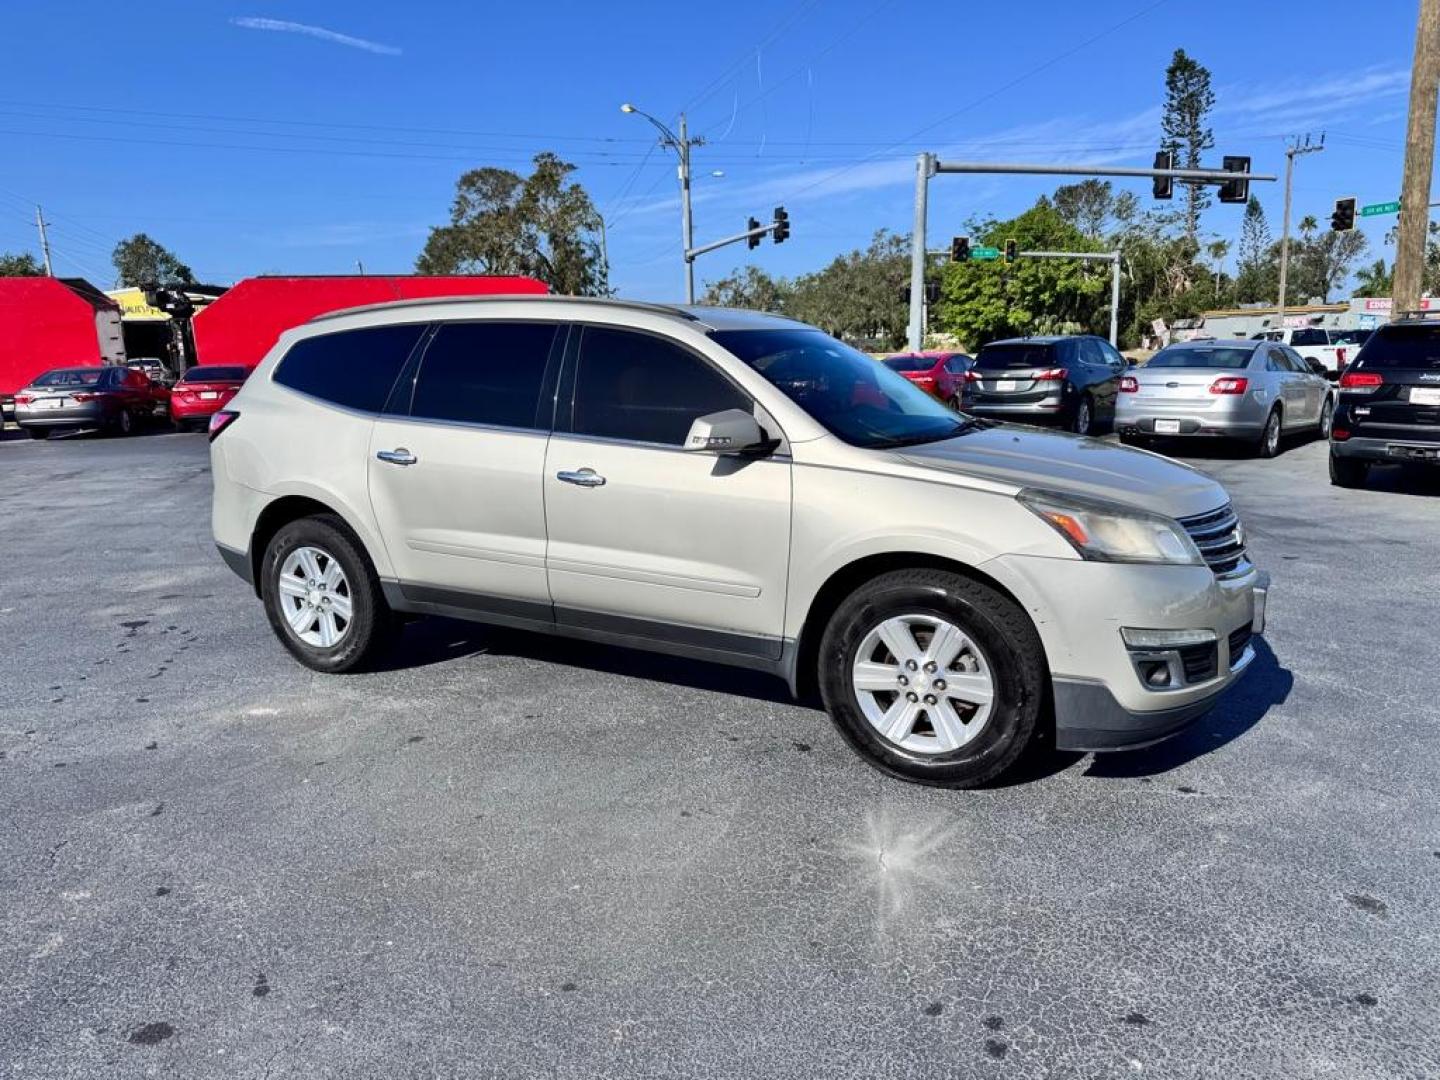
[1205,237,1229,298]
[1298,214,1318,239]
[1353,258,1392,297]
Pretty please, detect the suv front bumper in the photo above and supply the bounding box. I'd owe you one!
[987,555,1269,753]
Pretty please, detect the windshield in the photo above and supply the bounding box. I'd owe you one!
[975,342,1057,370]
[882,355,932,373]
[1329,329,1371,346]
[1356,324,1440,370]
[711,328,969,449]
[1147,347,1254,369]
[34,368,104,387]
[182,366,248,382]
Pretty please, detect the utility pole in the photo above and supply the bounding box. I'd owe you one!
[621,104,704,303]
[907,153,935,351]
[1393,0,1440,314]
[35,205,53,276]
[1276,135,1325,323]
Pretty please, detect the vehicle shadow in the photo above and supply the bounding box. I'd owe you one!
[376,614,797,706]
[1081,637,1291,779]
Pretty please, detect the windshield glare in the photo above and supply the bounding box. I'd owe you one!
[711,328,966,449]
[882,355,931,373]
[975,343,1057,370]
[182,366,248,382]
[1147,347,1253,369]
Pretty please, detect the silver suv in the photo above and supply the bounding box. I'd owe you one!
[210,297,1269,787]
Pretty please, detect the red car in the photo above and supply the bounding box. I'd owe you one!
[170,365,252,430]
[882,351,973,409]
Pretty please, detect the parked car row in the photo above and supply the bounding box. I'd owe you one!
[10,363,251,439]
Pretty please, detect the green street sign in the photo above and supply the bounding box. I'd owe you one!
[970,246,1001,261]
[1361,200,1401,217]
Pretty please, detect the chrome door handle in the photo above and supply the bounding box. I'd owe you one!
[376,448,417,466]
[557,468,606,488]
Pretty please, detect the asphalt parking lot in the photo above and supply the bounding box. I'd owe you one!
[2,425,1438,1079]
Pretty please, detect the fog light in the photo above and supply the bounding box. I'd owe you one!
[1121,627,1217,648]
[1138,660,1172,688]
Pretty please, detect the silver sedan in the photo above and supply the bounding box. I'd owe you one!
[1116,339,1334,458]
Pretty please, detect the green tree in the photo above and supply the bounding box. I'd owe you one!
[417,151,607,295]
[783,230,912,348]
[1161,48,1216,242]
[1234,196,1275,303]
[701,266,791,311]
[0,251,44,276]
[1052,179,1117,240]
[1205,237,1230,302]
[112,233,194,287]
[1292,229,1368,303]
[935,202,1108,346]
[1353,258,1393,297]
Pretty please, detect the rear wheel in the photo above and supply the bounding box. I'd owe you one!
[113,409,134,436]
[1257,407,1283,458]
[1318,396,1335,438]
[1070,395,1094,435]
[26,427,50,440]
[260,515,396,673]
[948,394,964,413]
[1329,451,1369,488]
[817,569,1046,788]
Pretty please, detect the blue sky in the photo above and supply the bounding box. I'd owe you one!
[0,0,1424,299]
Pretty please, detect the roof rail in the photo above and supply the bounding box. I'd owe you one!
[310,293,701,324]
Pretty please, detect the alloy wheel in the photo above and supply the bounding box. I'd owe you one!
[276,545,353,648]
[851,613,995,755]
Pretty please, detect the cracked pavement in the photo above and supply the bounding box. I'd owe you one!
[1,426,1437,1078]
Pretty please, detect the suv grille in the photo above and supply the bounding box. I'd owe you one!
[1177,641,1219,683]
[1179,504,1249,578]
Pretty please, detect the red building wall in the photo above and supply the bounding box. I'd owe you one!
[192,275,549,367]
[0,278,116,397]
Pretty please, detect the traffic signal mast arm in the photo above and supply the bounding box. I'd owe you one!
[685,207,788,261]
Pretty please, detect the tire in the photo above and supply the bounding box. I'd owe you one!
[1256,407,1282,458]
[1070,395,1094,435]
[26,427,50,440]
[1329,451,1368,488]
[948,394,964,413]
[1318,396,1335,439]
[816,569,1047,788]
[260,514,396,673]
[114,409,134,436]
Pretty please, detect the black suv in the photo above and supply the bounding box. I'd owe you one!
[966,335,1125,435]
[1329,319,1440,487]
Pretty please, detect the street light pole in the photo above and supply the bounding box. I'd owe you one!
[622,103,704,303]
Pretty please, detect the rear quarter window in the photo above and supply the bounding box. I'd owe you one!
[273,324,428,413]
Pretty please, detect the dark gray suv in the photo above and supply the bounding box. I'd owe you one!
[966,334,1126,435]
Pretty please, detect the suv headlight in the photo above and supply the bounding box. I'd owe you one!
[1018,489,1204,567]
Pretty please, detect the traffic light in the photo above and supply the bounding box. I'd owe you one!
[746,216,761,250]
[1218,155,1250,204]
[772,206,789,244]
[951,235,970,263]
[1152,149,1174,200]
[1004,238,1018,264]
[1331,196,1357,232]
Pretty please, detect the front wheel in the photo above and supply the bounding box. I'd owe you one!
[1329,451,1368,488]
[260,515,396,673]
[817,569,1047,788]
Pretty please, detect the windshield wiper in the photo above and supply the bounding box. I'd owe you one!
[870,419,976,449]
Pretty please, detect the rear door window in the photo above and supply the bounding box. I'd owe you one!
[1290,328,1327,347]
[571,327,749,446]
[408,321,559,430]
[274,324,428,413]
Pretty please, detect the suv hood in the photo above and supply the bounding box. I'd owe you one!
[898,425,1227,520]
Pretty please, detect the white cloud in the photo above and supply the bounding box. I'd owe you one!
[230,17,401,56]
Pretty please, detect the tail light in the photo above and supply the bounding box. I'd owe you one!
[1119,375,1139,393]
[208,409,239,441]
[964,370,981,382]
[1335,347,1347,365]
[71,392,97,402]
[1209,376,1249,395]
[1331,428,1351,441]
[1036,368,1068,381]
[1339,370,1383,393]
[14,394,32,405]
